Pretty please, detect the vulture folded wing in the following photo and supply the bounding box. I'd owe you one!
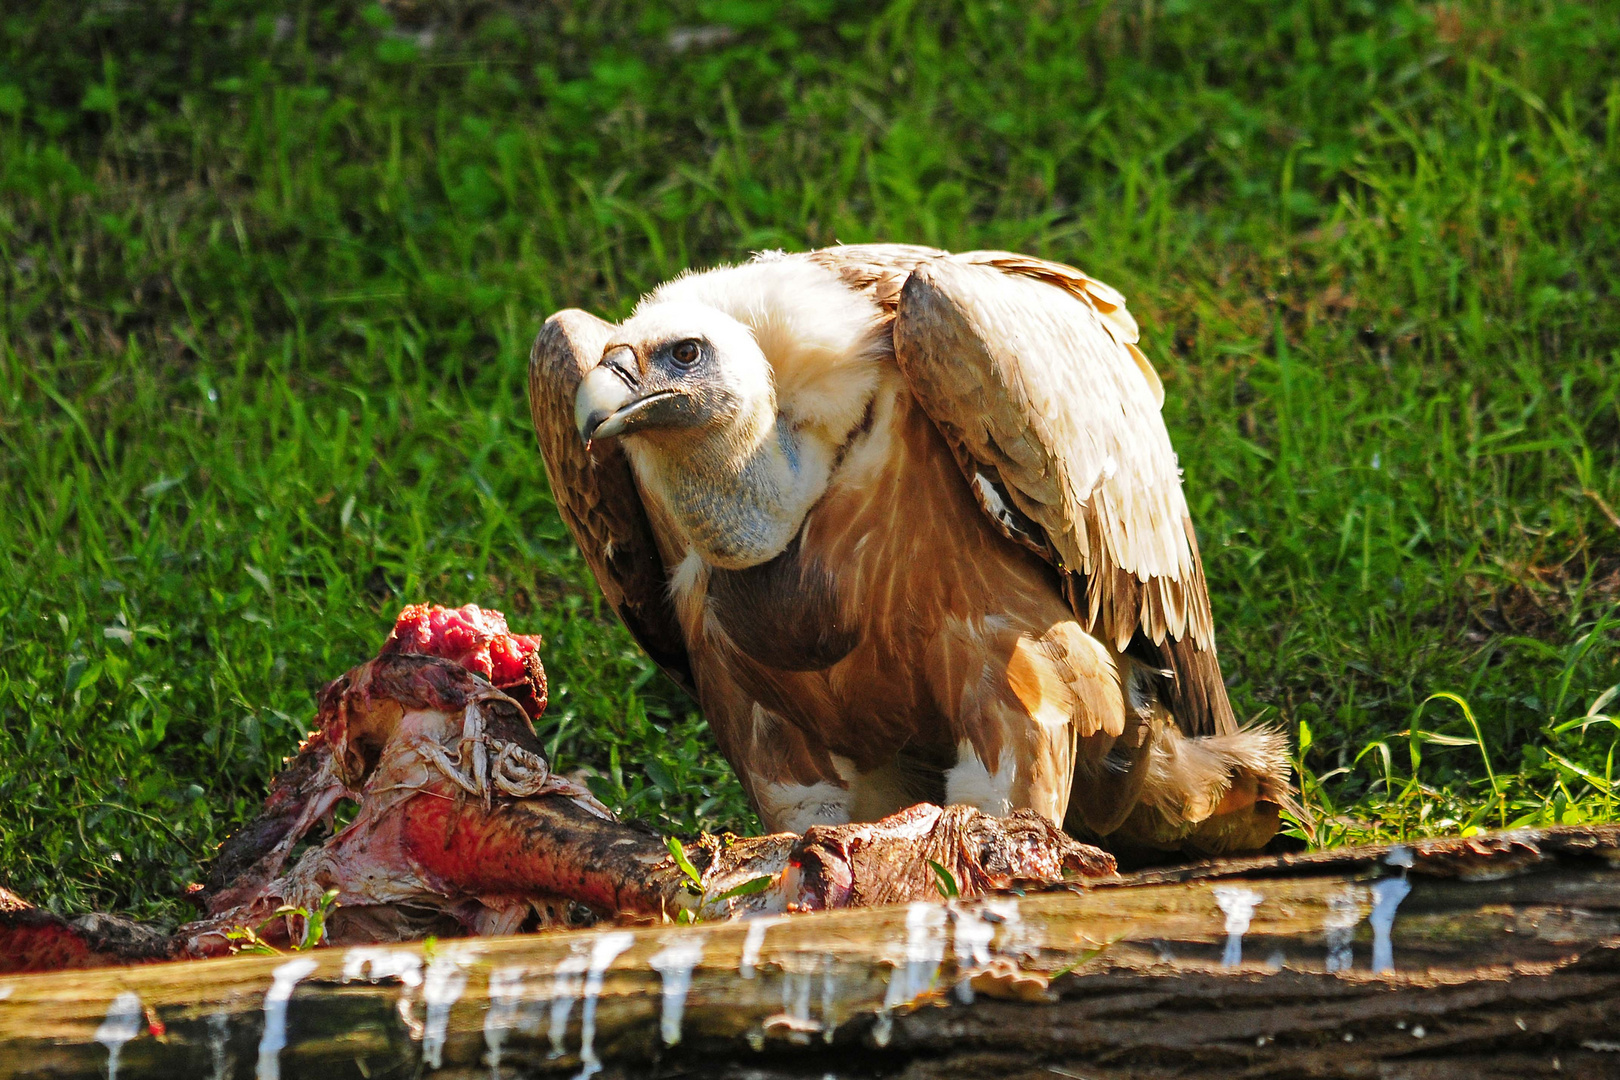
[891,255,1234,737]
[528,311,694,696]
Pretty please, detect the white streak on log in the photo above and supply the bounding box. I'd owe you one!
[484,965,527,1078]
[256,957,317,1080]
[951,903,998,1003]
[342,946,426,1041]
[1213,887,1263,968]
[740,916,780,979]
[207,1008,230,1080]
[979,899,1028,958]
[1325,887,1362,972]
[648,938,705,1047]
[341,947,424,988]
[94,991,143,1080]
[819,962,838,1044]
[547,944,590,1058]
[873,902,947,1047]
[781,967,815,1042]
[574,932,635,1080]
[423,945,477,1069]
[1369,877,1413,974]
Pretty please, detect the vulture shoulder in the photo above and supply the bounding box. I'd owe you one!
[810,245,1235,737]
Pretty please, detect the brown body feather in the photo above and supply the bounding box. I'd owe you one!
[667,374,1120,825]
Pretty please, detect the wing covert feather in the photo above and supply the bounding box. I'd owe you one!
[891,256,1234,736]
[528,311,694,696]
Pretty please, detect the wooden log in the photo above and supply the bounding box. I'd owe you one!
[3,825,1619,1078]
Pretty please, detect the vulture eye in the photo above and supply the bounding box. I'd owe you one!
[670,339,701,367]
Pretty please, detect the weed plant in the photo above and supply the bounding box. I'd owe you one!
[1,1,1617,922]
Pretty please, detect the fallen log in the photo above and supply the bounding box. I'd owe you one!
[2,824,1619,1079]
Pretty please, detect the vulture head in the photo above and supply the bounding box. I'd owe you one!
[570,283,868,573]
[574,303,775,455]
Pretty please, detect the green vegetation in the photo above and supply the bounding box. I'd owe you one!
[225,886,341,955]
[2,1,1617,923]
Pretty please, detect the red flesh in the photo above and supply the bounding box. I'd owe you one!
[382,603,540,689]
[398,793,667,917]
[380,603,547,718]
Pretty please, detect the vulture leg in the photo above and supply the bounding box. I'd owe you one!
[930,616,1124,828]
[737,704,858,834]
[687,654,855,834]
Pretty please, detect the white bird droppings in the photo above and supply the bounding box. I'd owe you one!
[547,945,591,1058]
[1324,887,1362,972]
[257,956,318,1080]
[1369,876,1413,973]
[341,947,424,988]
[739,916,781,979]
[978,899,1027,957]
[422,947,476,1069]
[781,968,815,1041]
[951,903,998,1004]
[819,963,839,1043]
[207,1008,231,1080]
[574,932,636,1080]
[1213,886,1264,967]
[484,965,528,1078]
[649,937,705,1047]
[873,902,947,1047]
[95,991,144,1080]
[952,905,997,967]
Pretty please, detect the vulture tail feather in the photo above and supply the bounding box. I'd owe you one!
[1090,721,1300,866]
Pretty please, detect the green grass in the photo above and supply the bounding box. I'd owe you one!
[2,1,1618,923]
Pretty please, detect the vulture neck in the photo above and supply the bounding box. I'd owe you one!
[634,403,830,571]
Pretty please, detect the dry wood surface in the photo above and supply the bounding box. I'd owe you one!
[3,824,1620,1078]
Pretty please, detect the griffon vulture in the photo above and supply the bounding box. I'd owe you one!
[529,245,1291,860]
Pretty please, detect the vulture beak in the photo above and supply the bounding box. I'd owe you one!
[575,347,680,445]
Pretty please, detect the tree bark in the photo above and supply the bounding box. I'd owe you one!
[3,824,1618,1079]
